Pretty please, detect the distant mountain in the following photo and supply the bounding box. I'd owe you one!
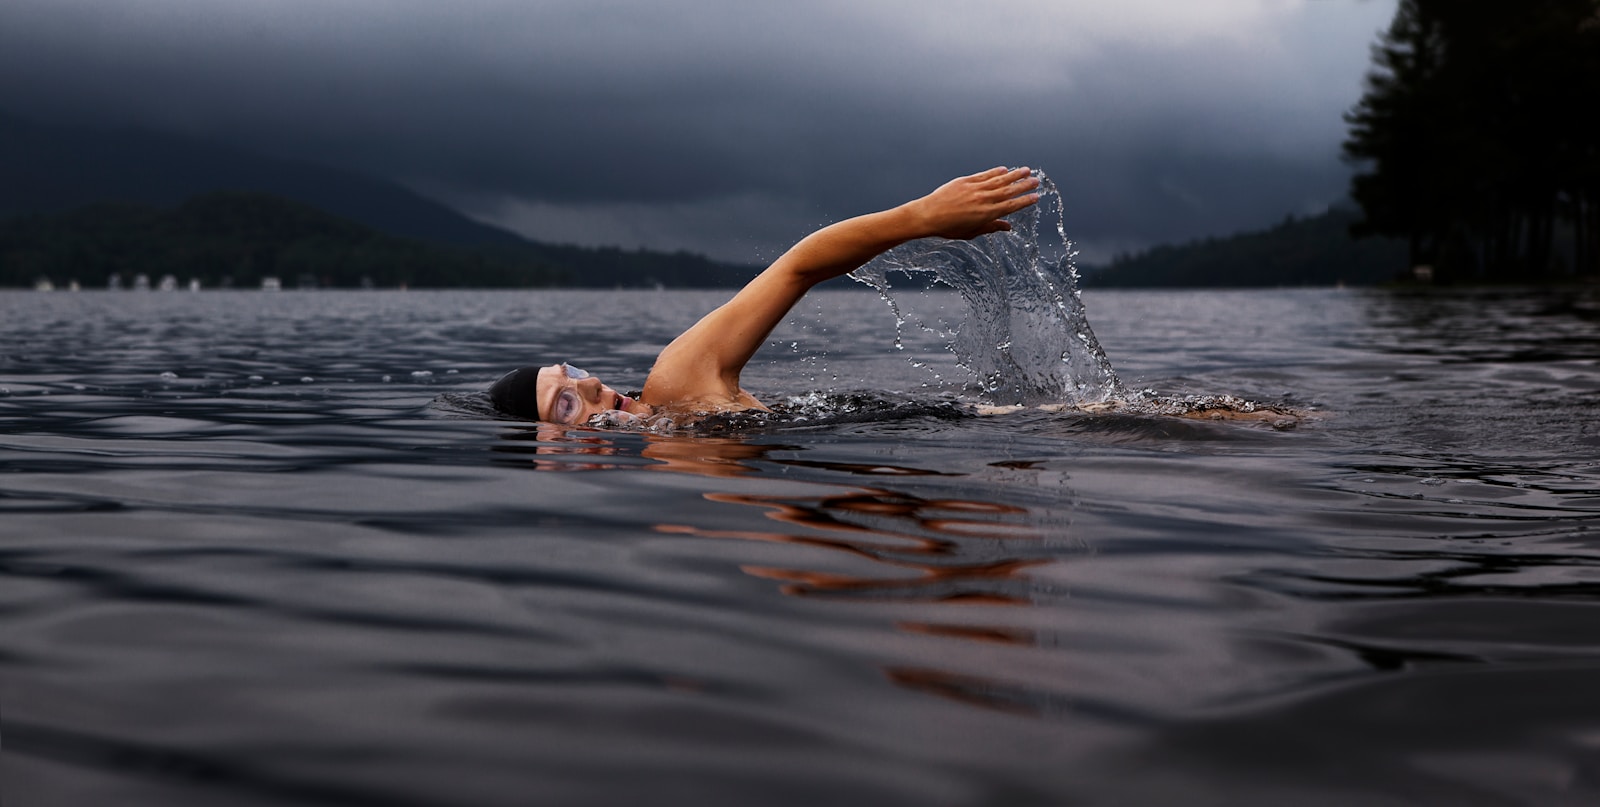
[0,192,564,289]
[0,112,759,287]
[1082,207,1409,288]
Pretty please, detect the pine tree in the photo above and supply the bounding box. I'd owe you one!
[1343,0,1600,281]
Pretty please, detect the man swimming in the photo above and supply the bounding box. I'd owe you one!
[488,166,1042,425]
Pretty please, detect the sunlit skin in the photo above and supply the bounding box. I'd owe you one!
[535,166,1042,424]
[535,363,653,423]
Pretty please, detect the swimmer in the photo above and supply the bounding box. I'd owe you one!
[489,166,1042,425]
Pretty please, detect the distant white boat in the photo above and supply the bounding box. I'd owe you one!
[33,278,54,292]
[108,273,123,291]
[133,273,151,291]
[261,277,282,291]
[158,274,178,292]
[188,278,201,292]
[68,280,81,292]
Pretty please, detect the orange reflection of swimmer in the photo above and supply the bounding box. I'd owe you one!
[502,426,1074,714]
[495,424,782,477]
[653,476,1069,714]
[492,423,624,472]
[659,485,1046,603]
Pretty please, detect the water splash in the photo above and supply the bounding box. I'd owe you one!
[849,170,1122,406]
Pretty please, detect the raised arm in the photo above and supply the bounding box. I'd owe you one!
[640,166,1040,409]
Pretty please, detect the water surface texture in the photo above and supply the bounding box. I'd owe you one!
[3,286,1599,806]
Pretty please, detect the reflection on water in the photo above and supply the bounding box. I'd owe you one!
[1361,286,1600,363]
[497,425,1069,712]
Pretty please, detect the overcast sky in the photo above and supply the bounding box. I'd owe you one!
[0,0,1397,263]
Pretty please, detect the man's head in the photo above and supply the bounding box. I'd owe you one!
[488,363,649,423]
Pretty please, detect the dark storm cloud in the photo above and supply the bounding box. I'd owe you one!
[0,0,1396,261]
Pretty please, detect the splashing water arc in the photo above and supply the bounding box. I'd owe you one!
[850,170,1122,406]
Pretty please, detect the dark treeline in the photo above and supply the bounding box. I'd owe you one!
[0,192,565,289]
[1086,207,1407,288]
[1344,0,1600,282]
[0,192,759,290]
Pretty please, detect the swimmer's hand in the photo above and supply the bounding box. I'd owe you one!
[904,166,1041,241]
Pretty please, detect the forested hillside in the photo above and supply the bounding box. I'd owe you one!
[0,114,760,288]
[1084,207,1408,288]
[1,191,764,289]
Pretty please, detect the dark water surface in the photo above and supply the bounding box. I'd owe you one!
[3,287,1599,806]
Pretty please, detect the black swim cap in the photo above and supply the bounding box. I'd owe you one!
[488,366,544,420]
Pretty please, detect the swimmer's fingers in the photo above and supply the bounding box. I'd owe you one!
[963,186,1040,236]
[969,167,1041,233]
[984,168,1042,210]
[975,165,1036,191]
[969,165,1032,187]
[913,166,1041,240]
[973,186,1043,234]
[973,166,1040,199]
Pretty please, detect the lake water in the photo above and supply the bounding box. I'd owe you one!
[2,286,1599,806]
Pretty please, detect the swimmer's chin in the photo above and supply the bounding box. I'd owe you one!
[588,399,657,426]
[612,392,653,417]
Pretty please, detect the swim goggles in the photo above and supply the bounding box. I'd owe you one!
[548,363,591,424]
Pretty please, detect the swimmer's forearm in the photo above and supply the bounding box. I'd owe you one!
[772,166,1039,287]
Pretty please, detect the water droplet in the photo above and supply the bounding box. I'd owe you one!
[411,371,433,378]
[159,371,178,380]
[300,376,314,383]
[248,375,264,381]
[848,169,1120,406]
[382,375,392,383]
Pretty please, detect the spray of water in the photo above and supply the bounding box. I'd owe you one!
[849,170,1122,406]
